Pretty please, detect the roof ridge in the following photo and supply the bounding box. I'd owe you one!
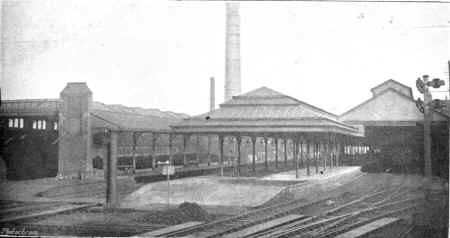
[340,88,414,118]
[237,86,286,98]
[1,98,59,102]
[93,102,188,118]
[370,79,413,97]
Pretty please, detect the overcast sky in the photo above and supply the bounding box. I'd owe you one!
[1,0,449,116]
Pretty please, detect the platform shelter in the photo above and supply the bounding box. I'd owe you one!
[171,87,364,177]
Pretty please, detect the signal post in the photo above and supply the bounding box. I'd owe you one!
[416,75,445,179]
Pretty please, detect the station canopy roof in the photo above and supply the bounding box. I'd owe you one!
[0,99,187,130]
[171,87,363,137]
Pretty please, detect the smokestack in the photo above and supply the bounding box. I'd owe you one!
[224,2,241,102]
[1,2,4,86]
[210,77,215,112]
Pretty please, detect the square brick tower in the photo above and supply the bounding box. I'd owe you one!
[58,82,92,179]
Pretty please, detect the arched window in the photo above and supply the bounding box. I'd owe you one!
[14,118,19,128]
[33,121,37,129]
[42,120,46,130]
[8,119,13,128]
[19,118,24,128]
[37,120,42,129]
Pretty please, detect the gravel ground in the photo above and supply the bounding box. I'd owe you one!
[1,170,447,237]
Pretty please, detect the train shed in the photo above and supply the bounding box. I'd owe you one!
[171,86,364,177]
[340,79,449,176]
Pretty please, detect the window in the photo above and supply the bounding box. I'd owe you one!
[8,118,24,129]
[32,119,47,130]
[53,122,58,130]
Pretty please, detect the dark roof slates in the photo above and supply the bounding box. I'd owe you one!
[174,86,361,136]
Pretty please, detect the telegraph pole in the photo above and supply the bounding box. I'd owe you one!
[422,75,433,179]
[448,61,450,168]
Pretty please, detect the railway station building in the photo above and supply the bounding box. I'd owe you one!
[0,83,186,180]
[339,79,449,177]
[1,80,448,181]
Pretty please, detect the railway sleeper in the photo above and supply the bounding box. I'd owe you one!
[258,197,422,238]
[309,204,420,238]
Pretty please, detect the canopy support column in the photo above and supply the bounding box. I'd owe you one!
[315,142,319,174]
[293,138,296,169]
[326,141,330,170]
[251,136,256,172]
[321,141,326,172]
[152,133,158,169]
[168,133,173,165]
[105,130,118,209]
[236,135,242,177]
[207,135,211,166]
[299,140,303,169]
[264,137,268,171]
[275,138,279,169]
[196,135,200,164]
[182,134,189,166]
[219,135,224,176]
[337,142,341,167]
[330,141,334,169]
[294,137,299,179]
[330,136,336,168]
[306,140,311,176]
[131,132,138,174]
[284,138,288,168]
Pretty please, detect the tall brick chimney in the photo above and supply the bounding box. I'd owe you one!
[224,2,241,102]
[210,77,215,112]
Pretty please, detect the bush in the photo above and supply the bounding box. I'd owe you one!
[135,202,210,225]
[361,161,379,173]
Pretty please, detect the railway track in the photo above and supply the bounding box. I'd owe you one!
[0,200,98,224]
[163,183,423,238]
[1,222,165,237]
[36,180,140,199]
[265,195,422,238]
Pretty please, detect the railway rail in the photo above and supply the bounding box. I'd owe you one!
[0,200,99,224]
[163,182,424,238]
[0,222,164,237]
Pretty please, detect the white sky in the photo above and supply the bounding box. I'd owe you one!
[1,0,449,116]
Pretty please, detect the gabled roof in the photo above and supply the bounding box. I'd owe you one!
[1,98,187,130]
[91,103,188,130]
[340,88,447,123]
[92,102,188,120]
[220,87,338,120]
[370,79,413,99]
[90,110,183,131]
[0,99,59,116]
[172,86,362,136]
[240,86,285,98]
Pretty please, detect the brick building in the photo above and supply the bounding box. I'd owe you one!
[0,83,186,180]
[340,79,449,177]
[1,80,448,180]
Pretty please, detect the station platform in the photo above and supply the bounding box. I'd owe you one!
[262,166,361,181]
[120,176,288,208]
[121,166,362,209]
